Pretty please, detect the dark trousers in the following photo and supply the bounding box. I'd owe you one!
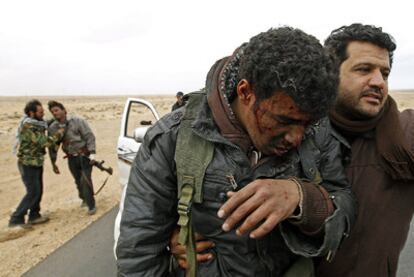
[68,156,95,209]
[10,163,44,224]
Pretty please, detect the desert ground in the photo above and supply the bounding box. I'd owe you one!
[0,92,413,277]
[0,95,173,277]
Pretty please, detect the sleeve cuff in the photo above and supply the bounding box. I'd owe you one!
[288,178,304,220]
[288,179,335,236]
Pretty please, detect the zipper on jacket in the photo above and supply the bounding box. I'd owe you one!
[226,175,238,190]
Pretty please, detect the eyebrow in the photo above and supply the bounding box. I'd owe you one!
[273,114,309,125]
[353,62,390,71]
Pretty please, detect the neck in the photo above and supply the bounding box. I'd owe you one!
[230,98,246,131]
[334,104,364,121]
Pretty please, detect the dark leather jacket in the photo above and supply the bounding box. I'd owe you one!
[316,109,414,277]
[116,93,356,276]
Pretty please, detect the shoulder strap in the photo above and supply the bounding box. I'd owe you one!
[176,92,214,203]
[175,92,214,277]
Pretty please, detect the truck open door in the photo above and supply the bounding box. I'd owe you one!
[117,98,160,188]
[115,98,160,257]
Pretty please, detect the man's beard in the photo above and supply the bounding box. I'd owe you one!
[34,115,44,121]
[336,88,385,120]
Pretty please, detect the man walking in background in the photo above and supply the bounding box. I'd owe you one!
[171,91,185,111]
[47,100,98,215]
[9,100,65,228]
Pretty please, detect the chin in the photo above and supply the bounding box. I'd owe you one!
[358,98,386,117]
[356,106,382,118]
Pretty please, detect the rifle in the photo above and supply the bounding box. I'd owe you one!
[90,160,113,175]
[89,160,113,195]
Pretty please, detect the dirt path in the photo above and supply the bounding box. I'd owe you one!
[0,95,173,277]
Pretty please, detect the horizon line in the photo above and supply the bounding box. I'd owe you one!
[1,89,414,97]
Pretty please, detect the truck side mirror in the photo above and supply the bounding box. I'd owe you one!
[133,126,150,143]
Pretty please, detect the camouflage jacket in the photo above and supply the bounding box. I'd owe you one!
[17,121,63,167]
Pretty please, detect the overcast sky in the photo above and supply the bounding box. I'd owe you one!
[0,0,412,96]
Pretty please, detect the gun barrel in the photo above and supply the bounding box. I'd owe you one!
[92,160,113,175]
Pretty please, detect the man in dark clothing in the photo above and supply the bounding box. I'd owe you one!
[170,23,414,277]
[116,27,356,276]
[9,100,65,227]
[47,101,97,215]
[315,24,414,277]
[172,91,185,111]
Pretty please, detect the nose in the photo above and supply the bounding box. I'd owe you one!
[284,125,305,148]
[368,69,386,89]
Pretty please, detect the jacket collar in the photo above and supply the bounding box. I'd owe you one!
[195,56,253,153]
[191,93,233,148]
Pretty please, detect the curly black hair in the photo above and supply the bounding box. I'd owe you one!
[24,99,42,116]
[238,27,338,120]
[324,23,396,68]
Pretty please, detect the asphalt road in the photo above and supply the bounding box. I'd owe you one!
[23,207,413,277]
[23,207,118,277]
[398,218,414,277]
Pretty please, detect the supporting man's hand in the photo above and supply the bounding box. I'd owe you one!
[52,164,60,174]
[170,227,215,269]
[217,179,300,239]
[89,154,96,165]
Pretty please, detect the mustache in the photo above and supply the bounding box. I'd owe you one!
[361,88,383,99]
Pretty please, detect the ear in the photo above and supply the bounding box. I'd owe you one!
[236,79,255,105]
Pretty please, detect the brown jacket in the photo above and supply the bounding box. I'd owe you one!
[317,109,414,277]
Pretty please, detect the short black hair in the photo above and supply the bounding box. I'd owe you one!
[324,23,396,68]
[24,99,42,116]
[239,27,338,120]
[176,91,184,97]
[48,100,66,111]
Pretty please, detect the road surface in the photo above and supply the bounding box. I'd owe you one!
[23,207,118,277]
[398,218,414,276]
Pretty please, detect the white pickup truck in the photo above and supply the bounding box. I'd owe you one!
[116,98,160,187]
[114,97,161,253]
